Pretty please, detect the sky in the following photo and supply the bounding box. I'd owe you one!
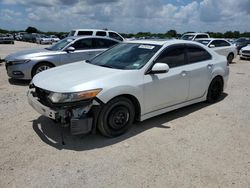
[0,0,249,34]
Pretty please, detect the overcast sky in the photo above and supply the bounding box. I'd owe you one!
[0,0,249,33]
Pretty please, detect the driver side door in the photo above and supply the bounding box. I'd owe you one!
[143,45,190,113]
[60,38,95,65]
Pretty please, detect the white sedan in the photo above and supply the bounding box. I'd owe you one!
[240,45,250,60]
[196,38,237,63]
[28,39,229,137]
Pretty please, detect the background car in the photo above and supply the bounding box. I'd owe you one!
[240,45,250,60]
[4,36,120,79]
[36,35,53,44]
[196,38,237,63]
[50,35,60,43]
[0,34,14,44]
[68,29,124,41]
[28,39,229,137]
[180,33,210,41]
[233,37,250,54]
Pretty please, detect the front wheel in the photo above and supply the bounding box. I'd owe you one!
[227,53,234,64]
[32,62,53,77]
[97,97,135,137]
[206,77,223,103]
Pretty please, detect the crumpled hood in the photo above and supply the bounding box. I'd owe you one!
[32,61,127,93]
[4,48,60,60]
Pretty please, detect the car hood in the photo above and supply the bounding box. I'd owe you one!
[32,61,130,93]
[242,45,250,51]
[4,48,60,60]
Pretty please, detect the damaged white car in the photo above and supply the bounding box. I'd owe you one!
[28,40,229,137]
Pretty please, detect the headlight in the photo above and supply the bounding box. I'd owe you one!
[48,89,102,103]
[12,59,30,64]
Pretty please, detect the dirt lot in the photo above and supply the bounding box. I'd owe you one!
[0,41,250,188]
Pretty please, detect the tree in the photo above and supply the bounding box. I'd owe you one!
[165,30,177,37]
[25,26,38,33]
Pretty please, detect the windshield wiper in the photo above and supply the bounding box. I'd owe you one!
[99,64,114,68]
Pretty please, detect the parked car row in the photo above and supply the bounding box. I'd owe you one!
[0,34,14,44]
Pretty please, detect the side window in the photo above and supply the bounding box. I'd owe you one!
[187,45,211,63]
[109,32,123,41]
[156,46,186,68]
[94,38,118,49]
[96,31,107,36]
[195,35,208,39]
[77,31,93,36]
[72,38,93,50]
[211,40,230,47]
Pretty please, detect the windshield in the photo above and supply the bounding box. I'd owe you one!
[197,40,211,46]
[89,43,161,70]
[181,34,195,40]
[46,38,75,51]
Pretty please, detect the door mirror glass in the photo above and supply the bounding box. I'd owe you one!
[66,46,75,52]
[150,63,169,74]
[209,44,215,48]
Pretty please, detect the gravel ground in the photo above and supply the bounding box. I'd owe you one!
[0,41,250,188]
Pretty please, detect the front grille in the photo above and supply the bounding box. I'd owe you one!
[242,50,250,54]
[35,87,51,107]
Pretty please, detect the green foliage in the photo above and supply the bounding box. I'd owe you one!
[25,26,39,33]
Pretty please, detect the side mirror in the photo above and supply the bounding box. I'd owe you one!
[65,46,75,53]
[209,44,215,48]
[149,63,169,74]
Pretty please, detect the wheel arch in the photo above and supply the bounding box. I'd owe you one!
[31,61,55,77]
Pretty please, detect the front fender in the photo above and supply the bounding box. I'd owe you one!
[97,85,143,105]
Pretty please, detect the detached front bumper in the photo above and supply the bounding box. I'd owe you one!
[27,89,101,135]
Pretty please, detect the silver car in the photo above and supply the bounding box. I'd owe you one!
[28,39,229,137]
[4,36,119,80]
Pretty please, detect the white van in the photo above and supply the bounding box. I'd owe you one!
[68,29,124,41]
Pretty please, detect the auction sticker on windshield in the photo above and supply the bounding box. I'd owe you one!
[138,45,155,50]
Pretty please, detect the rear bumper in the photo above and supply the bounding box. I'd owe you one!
[27,89,100,135]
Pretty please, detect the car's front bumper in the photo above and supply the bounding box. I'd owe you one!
[240,53,250,59]
[27,89,101,135]
[5,61,34,80]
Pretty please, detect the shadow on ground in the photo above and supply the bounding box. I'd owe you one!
[8,78,30,86]
[33,93,227,151]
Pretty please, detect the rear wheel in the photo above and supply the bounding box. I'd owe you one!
[97,97,135,137]
[32,62,53,77]
[207,77,223,103]
[227,53,234,64]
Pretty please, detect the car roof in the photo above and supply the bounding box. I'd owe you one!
[126,39,207,46]
[66,35,120,42]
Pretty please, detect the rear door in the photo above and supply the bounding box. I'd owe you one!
[185,44,213,100]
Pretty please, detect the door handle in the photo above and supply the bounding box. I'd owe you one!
[180,71,188,77]
[207,64,213,69]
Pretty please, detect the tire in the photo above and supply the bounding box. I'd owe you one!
[206,77,223,103]
[227,53,234,64]
[97,97,135,137]
[32,62,53,77]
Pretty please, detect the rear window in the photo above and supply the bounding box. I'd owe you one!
[109,32,123,41]
[77,31,93,36]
